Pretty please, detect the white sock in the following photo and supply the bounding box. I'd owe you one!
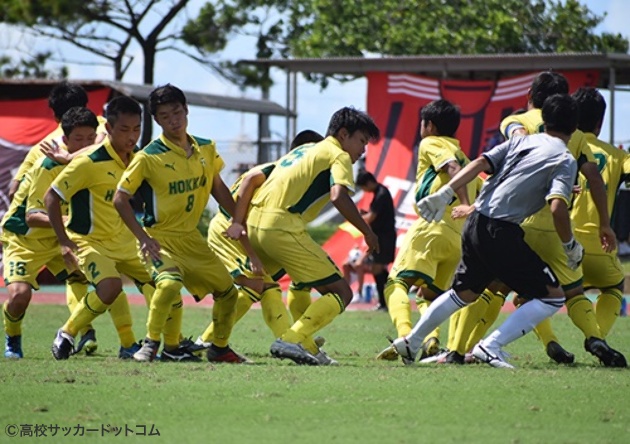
[483,298,563,348]
[406,289,467,352]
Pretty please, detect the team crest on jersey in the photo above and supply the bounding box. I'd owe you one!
[200,157,206,166]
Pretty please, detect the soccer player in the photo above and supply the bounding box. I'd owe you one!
[196,130,340,365]
[1,107,98,358]
[501,72,623,366]
[376,100,475,363]
[8,81,106,201]
[570,87,629,365]
[114,84,256,363]
[386,94,581,368]
[226,107,380,365]
[355,171,397,311]
[46,97,149,361]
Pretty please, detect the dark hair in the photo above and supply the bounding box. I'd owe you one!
[48,82,88,121]
[290,130,324,149]
[572,87,606,134]
[542,94,578,136]
[356,171,377,186]
[420,99,460,137]
[326,107,380,141]
[530,72,569,109]
[105,96,142,126]
[60,107,98,137]
[148,83,187,116]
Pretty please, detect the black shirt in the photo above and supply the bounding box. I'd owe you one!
[369,183,396,236]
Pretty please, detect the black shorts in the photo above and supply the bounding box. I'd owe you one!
[452,211,559,298]
[370,231,396,265]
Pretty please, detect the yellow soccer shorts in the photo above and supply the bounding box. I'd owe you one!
[389,219,460,294]
[75,237,152,286]
[523,226,582,290]
[207,214,275,285]
[146,229,234,301]
[248,225,342,288]
[576,231,624,289]
[2,236,68,289]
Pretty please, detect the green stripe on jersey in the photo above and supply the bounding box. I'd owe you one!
[144,139,170,155]
[138,180,157,227]
[67,189,92,234]
[88,146,113,163]
[288,170,331,214]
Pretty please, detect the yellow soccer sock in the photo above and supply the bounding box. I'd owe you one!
[450,290,491,354]
[211,284,239,348]
[3,301,24,337]
[466,291,506,351]
[140,282,155,308]
[447,309,460,350]
[63,291,109,337]
[386,279,412,337]
[200,286,256,343]
[596,288,623,338]
[259,286,291,339]
[567,295,602,340]
[532,318,559,348]
[66,281,92,336]
[287,285,312,323]
[108,292,136,348]
[147,273,183,342]
[282,293,344,344]
[163,298,183,349]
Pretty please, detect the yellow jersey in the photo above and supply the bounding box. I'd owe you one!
[415,135,476,234]
[249,137,354,231]
[572,133,630,235]
[119,134,224,235]
[52,138,133,243]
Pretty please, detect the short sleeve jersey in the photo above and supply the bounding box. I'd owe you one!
[51,138,134,243]
[415,135,476,233]
[476,133,577,224]
[500,108,595,230]
[251,137,354,227]
[118,134,224,235]
[1,171,33,239]
[571,133,630,234]
[217,162,276,220]
[13,117,107,182]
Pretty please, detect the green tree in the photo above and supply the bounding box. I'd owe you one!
[0,52,67,79]
[288,0,628,85]
[1,0,205,145]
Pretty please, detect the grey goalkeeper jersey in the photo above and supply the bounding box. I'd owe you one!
[475,133,577,224]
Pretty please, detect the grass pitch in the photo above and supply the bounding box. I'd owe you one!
[1,301,629,444]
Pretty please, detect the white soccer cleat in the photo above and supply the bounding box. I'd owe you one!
[472,342,514,369]
[418,349,449,364]
[392,337,417,365]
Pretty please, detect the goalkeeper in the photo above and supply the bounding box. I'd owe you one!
[384,94,581,368]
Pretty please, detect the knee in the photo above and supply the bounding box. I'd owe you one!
[155,278,184,294]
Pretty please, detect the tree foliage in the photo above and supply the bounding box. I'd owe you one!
[0,52,68,79]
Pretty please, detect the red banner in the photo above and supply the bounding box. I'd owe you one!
[320,70,600,275]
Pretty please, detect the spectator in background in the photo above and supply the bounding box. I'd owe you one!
[356,171,397,311]
[342,242,372,302]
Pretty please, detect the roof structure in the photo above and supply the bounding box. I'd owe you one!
[239,52,630,143]
[0,79,294,117]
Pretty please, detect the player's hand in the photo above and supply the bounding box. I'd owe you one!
[140,235,162,262]
[249,254,265,277]
[224,222,246,240]
[572,185,582,195]
[451,204,475,219]
[418,185,454,222]
[59,239,80,273]
[40,139,71,164]
[364,230,379,254]
[562,237,584,270]
[599,224,616,253]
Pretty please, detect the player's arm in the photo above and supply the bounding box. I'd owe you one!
[113,189,161,262]
[44,187,79,272]
[331,184,379,253]
[211,174,264,275]
[441,160,470,206]
[39,140,92,165]
[224,169,267,239]
[580,161,615,252]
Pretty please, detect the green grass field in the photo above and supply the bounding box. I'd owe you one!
[1,302,629,444]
